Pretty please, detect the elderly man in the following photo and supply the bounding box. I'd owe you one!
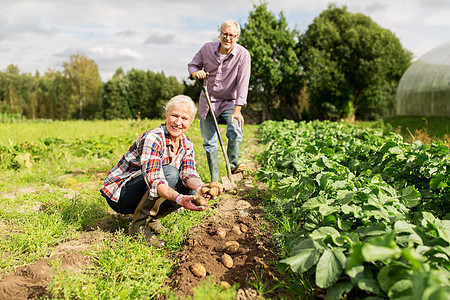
[188,19,251,182]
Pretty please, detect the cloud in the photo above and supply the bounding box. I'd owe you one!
[90,47,142,62]
[365,2,389,13]
[116,29,137,38]
[144,34,175,45]
[1,0,449,80]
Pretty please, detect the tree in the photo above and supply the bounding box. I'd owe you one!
[299,4,412,121]
[102,68,134,119]
[0,65,22,114]
[102,68,184,120]
[239,2,304,122]
[0,65,39,118]
[181,79,201,106]
[63,54,103,119]
[35,69,70,120]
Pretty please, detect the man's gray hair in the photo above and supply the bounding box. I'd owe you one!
[165,95,197,121]
[221,19,241,36]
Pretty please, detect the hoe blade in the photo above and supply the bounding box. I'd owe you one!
[221,172,243,190]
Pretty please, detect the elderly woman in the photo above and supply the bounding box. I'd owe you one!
[100,95,218,247]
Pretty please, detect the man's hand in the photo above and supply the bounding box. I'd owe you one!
[230,105,244,127]
[191,70,209,80]
[175,194,208,211]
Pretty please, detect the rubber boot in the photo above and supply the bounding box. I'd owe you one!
[227,140,246,173]
[146,219,166,234]
[129,192,165,248]
[206,150,220,182]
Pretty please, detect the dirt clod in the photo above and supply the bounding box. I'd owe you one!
[216,227,227,238]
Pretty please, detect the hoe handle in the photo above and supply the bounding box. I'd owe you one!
[196,77,233,180]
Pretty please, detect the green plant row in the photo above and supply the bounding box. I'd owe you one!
[256,120,450,299]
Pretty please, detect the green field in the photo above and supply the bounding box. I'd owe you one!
[0,118,260,299]
[0,117,448,299]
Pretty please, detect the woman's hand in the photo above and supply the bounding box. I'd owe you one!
[175,194,208,211]
[196,184,210,199]
[196,183,222,200]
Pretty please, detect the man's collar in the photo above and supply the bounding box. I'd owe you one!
[216,42,238,56]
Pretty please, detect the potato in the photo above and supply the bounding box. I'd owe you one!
[219,281,232,289]
[200,186,210,194]
[224,241,240,254]
[190,263,206,278]
[208,187,220,197]
[231,225,242,234]
[209,181,223,190]
[240,224,248,233]
[221,253,233,268]
[193,195,207,206]
[214,244,225,252]
[216,227,227,238]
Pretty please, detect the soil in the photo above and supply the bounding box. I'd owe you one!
[0,142,294,299]
[157,176,286,299]
[0,230,105,300]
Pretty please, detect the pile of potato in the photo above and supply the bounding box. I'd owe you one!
[192,182,223,206]
[190,239,241,277]
[189,222,249,289]
[201,181,223,197]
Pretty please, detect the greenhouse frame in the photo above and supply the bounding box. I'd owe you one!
[396,40,450,117]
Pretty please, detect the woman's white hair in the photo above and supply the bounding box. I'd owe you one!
[165,95,197,121]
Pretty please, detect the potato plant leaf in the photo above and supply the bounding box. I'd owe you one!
[361,243,402,262]
[377,264,413,293]
[399,186,421,208]
[257,119,450,299]
[324,281,353,300]
[280,238,322,273]
[315,248,346,288]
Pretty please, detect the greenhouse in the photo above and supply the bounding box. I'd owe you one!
[396,40,450,117]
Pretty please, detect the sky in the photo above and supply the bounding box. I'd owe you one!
[1,0,449,82]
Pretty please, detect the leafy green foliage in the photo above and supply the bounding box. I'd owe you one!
[299,4,412,121]
[240,2,304,121]
[258,119,450,299]
[102,68,184,120]
[63,54,103,119]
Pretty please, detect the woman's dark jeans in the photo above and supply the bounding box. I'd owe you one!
[103,165,195,214]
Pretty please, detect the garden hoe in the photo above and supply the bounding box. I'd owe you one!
[196,77,243,190]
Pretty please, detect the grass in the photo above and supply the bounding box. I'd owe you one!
[382,116,450,145]
[49,231,173,299]
[383,116,450,138]
[0,117,261,299]
[0,190,100,273]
